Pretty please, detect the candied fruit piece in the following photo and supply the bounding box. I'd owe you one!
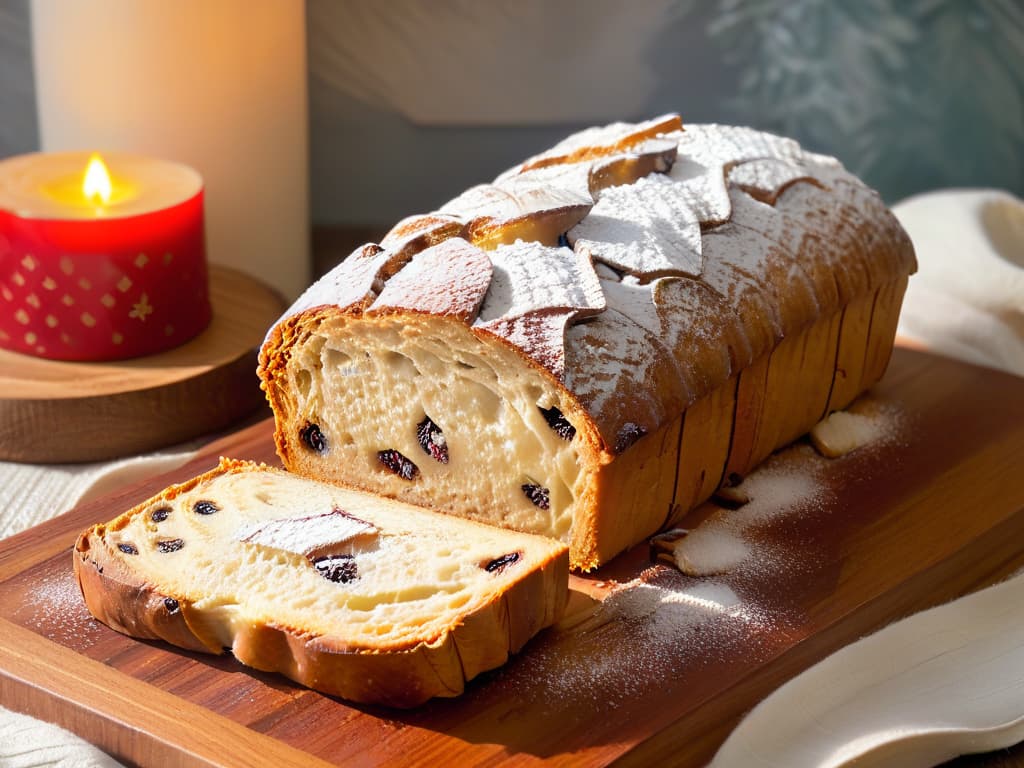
[483,552,521,573]
[193,500,219,516]
[300,422,328,453]
[313,554,358,583]
[539,405,576,441]
[416,416,449,464]
[522,483,550,510]
[378,449,419,480]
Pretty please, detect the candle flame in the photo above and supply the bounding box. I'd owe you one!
[82,153,112,205]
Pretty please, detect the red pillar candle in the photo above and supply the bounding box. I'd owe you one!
[0,151,211,361]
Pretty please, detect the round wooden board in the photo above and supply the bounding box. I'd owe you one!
[0,266,287,463]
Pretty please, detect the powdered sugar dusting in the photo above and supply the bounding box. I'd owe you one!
[728,157,818,204]
[268,244,394,343]
[441,181,592,224]
[671,453,827,577]
[570,173,703,278]
[369,238,493,322]
[677,123,828,169]
[493,162,595,201]
[474,309,574,380]
[667,157,732,225]
[475,241,605,325]
[20,567,103,649]
[563,307,684,446]
[488,571,775,712]
[517,113,682,172]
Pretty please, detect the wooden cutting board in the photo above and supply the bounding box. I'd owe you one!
[1,346,1023,767]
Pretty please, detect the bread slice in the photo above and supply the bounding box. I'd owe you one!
[259,115,916,571]
[73,458,569,708]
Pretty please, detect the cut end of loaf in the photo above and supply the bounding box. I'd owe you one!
[263,312,606,568]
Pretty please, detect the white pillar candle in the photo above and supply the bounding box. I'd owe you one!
[31,0,310,300]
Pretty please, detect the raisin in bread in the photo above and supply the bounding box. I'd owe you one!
[73,458,568,707]
[259,114,917,571]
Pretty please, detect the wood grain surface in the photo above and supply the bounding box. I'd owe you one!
[0,266,285,463]
[0,346,1022,767]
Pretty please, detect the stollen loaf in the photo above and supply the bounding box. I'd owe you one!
[73,458,568,707]
[259,114,917,571]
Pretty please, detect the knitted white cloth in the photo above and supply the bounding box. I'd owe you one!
[0,706,124,768]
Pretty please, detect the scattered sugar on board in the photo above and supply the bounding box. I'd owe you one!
[486,573,776,713]
[21,567,103,649]
[482,399,910,714]
[672,398,908,577]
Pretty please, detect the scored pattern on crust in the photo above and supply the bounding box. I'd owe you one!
[369,239,493,322]
[569,173,704,279]
[474,241,605,325]
[379,214,466,258]
[515,113,684,173]
[273,244,393,329]
[727,157,822,205]
[267,114,913,451]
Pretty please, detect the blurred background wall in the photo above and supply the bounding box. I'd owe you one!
[3,0,1022,232]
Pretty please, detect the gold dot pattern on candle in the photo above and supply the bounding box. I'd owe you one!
[3,255,190,358]
[129,294,153,322]
[0,152,211,361]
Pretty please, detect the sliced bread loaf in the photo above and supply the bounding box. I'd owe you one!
[259,115,916,571]
[73,458,569,707]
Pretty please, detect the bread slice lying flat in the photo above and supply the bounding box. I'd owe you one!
[73,458,568,707]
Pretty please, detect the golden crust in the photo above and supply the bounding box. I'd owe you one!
[257,117,917,572]
[73,458,569,708]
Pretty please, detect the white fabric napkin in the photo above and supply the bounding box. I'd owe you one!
[0,706,124,768]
